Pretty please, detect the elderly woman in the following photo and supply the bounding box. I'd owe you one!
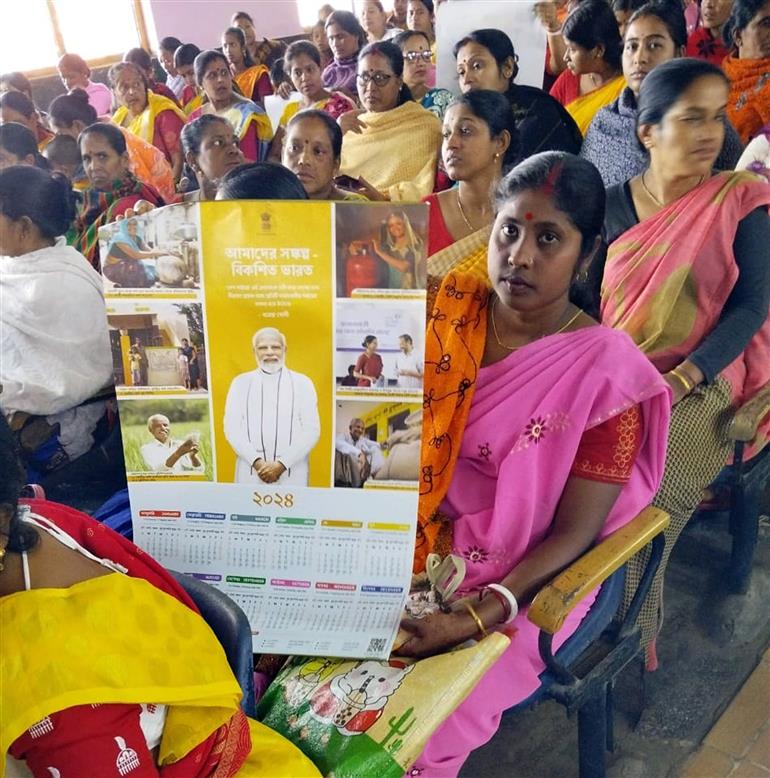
[69,123,164,269]
[323,10,368,94]
[394,30,454,119]
[398,152,670,775]
[338,41,442,200]
[187,50,273,162]
[599,58,770,668]
[581,1,744,186]
[454,29,582,160]
[0,166,113,476]
[722,0,770,143]
[282,109,366,200]
[180,114,245,200]
[222,26,272,104]
[423,90,516,256]
[109,61,186,181]
[549,0,626,134]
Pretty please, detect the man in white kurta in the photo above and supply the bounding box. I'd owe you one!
[394,334,423,390]
[140,414,203,474]
[224,328,320,485]
[334,418,385,487]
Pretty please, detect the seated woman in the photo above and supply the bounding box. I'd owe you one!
[685,0,732,63]
[323,11,368,95]
[612,0,649,37]
[424,90,517,256]
[407,0,437,60]
[103,218,170,288]
[231,10,287,69]
[187,50,273,162]
[0,166,114,479]
[216,161,309,200]
[110,62,186,182]
[222,26,272,104]
[311,19,334,69]
[69,123,165,269]
[599,58,770,668]
[123,47,181,106]
[57,53,113,116]
[722,0,770,143]
[360,0,394,42]
[175,43,203,114]
[157,36,186,101]
[0,122,48,170]
[454,29,582,161]
[549,0,626,135]
[581,1,744,186]
[0,90,54,150]
[282,109,366,200]
[0,417,320,778]
[399,152,670,775]
[338,41,442,200]
[49,88,176,202]
[394,30,454,120]
[180,114,245,201]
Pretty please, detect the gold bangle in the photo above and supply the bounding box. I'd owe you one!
[670,367,694,393]
[462,601,488,639]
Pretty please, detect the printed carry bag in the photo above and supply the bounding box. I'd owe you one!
[257,633,509,777]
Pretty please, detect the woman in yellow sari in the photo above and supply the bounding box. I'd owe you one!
[549,0,626,134]
[222,26,273,105]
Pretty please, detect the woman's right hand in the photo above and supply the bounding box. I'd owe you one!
[534,1,561,32]
[338,109,366,135]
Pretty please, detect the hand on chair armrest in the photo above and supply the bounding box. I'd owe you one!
[727,381,770,443]
[527,507,670,635]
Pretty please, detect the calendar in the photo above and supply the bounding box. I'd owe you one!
[106,200,429,660]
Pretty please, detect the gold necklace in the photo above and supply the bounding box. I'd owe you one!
[641,171,705,208]
[491,297,583,351]
[456,188,489,233]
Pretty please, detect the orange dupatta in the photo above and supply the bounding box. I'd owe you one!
[234,65,269,101]
[723,54,770,144]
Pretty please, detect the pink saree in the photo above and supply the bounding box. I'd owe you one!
[413,272,671,776]
[601,171,770,452]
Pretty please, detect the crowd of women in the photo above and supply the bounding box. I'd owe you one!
[1,0,769,775]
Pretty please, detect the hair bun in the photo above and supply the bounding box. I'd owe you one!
[69,87,90,104]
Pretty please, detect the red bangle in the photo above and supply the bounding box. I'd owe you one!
[479,586,511,622]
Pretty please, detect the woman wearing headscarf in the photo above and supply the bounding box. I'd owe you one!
[370,209,426,288]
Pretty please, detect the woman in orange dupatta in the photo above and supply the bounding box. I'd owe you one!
[721,0,770,143]
[0,416,320,778]
[222,26,273,105]
[599,59,770,668]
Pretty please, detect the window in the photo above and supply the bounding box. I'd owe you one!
[0,0,146,74]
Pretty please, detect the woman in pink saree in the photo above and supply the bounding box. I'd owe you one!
[397,152,671,776]
[600,58,770,669]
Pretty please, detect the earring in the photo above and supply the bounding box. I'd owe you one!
[494,153,500,160]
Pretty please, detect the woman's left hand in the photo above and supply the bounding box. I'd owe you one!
[396,609,476,658]
[277,82,294,99]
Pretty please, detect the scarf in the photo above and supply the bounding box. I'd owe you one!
[566,75,626,135]
[234,65,269,101]
[723,54,770,144]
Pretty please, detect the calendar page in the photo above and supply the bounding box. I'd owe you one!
[100,199,428,659]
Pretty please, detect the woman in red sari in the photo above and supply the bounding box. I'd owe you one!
[0,416,320,778]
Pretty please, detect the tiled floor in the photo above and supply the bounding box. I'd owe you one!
[677,650,770,777]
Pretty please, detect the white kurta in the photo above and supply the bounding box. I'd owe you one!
[224,368,320,485]
[394,350,423,389]
[140,438,203,474]
[334,432,385,474]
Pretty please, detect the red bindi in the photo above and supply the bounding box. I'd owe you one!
[524,212,534,221]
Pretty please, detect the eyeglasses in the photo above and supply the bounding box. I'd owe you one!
[356,72,393,87]
[404,51,432,63]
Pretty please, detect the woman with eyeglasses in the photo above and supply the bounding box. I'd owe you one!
[394,30,454,120]
[338,41,442,200]
[186,50,273,162]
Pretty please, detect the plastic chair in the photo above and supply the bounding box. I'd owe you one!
[507,506,670,778]
[169,571,257,718]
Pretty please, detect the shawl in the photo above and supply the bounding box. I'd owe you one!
[322,55,358,94]
[187,99,273,159]
[0,240,113,416]
[566,75,626,136]
[601,171,770,449]
[581,87,745,187]
[112,90,186,146]
[339,101,442,200]
[120,126,176,202]
[234,65,269,102]
[723,54,770,144]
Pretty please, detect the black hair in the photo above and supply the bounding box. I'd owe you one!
[723,0,767,49]
[0,414,39,555]
[362,335,377,348]
[180,113,232,156]
[449,89,520,167]
[359,41,414,104]
[0,123,48,169]
[223,26,255,67]
[637,57,729,127]
[285,40,323,69]
[286,109,343,158]
[409,0,435,13]
[174,43,201,69]
[270,58,291,88]
[194,50,230,88]
[0,165,77,237]
[393,29,432,49]
[0,90,36,119]
[496,152,606,312]
[57,53,90,75]
[232,10,254,24]
[612,0,648,14]
[562,0,623,70]
[627,1,688,49]
[325,10,368,51]
[123,47,153,72]
[78,122,128,155]
[453,29,520,84]
[217,162,309,200]
[0,72,33,99]
[399,333,413,343]
[159,36,183,53]
[108,61,150,91]
[43,134,82,167]
[48,88,98,128]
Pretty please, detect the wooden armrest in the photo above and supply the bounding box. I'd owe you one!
[527,506,670,635]
[727,382,770,443]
